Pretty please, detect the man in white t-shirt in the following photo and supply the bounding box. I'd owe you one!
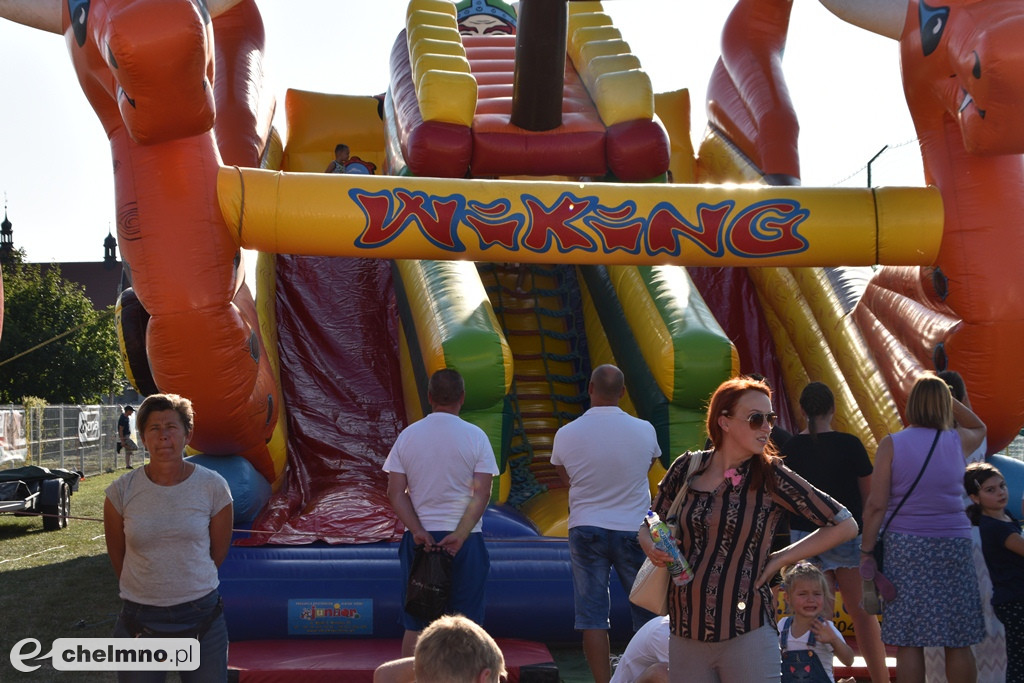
[384,368,499,657]
[551,364,661,683]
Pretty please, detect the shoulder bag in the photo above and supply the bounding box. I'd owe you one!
[873,429,941,573]
[630,451,705,615]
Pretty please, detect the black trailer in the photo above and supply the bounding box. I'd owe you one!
[0,465,80,531]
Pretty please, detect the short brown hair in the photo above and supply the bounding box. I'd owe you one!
[136,393,194,434]
[414,615,505,683]
[905,374,953,430]
[428,369,465,406]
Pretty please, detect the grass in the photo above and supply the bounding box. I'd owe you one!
[1,470,875,682]
[1,469,122,682]
[1,469,602,682]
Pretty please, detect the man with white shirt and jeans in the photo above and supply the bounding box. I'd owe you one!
[384,368,499,657]
[551,364,662,683]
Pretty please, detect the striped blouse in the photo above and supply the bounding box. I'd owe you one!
[651,450,849,642]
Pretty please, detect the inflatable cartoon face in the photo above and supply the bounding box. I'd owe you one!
[455,0,516,35]
[904,0,1024,155]
[65,0,217,144]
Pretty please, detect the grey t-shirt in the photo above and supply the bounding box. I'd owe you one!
[106,464,232,606]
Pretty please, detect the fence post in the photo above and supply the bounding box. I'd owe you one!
[34,406,41,466]
[59,408,66,470]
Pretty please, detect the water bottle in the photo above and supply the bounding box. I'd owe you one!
[646,510,694,586]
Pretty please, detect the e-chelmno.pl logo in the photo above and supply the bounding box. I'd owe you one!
[9,638,199,673]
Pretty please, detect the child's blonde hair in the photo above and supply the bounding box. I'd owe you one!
[414,615,505,683]
[782,561,832,619]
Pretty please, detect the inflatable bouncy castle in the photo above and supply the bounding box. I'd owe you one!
[4,0,1024,675]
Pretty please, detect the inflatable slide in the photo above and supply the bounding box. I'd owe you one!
[5,0,1024,663]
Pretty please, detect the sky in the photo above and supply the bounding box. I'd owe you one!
[0,0,923,264]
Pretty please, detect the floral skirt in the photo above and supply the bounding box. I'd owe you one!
[881,532,985,648]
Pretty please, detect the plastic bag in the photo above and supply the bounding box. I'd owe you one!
[404,546,453,622]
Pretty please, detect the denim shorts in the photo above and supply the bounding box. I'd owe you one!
[790,529,862,572]
[568,526,654,631]
[398,530,489,631]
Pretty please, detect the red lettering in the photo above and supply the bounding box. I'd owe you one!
[727,202,808,256]
[586,204,642,252]
[646,203,730,255]
[464,216,520,248]
[354,193,401,246]
[393,191,461,249]
[523,195,596,252]
[355,191,462,250]
[591,220,644,252]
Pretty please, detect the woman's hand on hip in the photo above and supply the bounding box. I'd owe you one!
[755,551,785,589]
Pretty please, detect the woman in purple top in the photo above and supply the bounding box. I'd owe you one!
[860,374,987,683]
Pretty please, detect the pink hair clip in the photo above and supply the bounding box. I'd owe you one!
[724,467,742,487]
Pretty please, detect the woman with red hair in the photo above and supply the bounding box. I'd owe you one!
[639,376,858,682]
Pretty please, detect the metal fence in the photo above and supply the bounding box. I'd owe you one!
[2,402,1023,477]
[0,404,140,476]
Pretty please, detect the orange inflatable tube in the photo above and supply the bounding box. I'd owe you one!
[892,0,1024,450]
[62,0,279,481]
[704,0,1024,452]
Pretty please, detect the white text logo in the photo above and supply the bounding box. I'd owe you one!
[10,638,199,672]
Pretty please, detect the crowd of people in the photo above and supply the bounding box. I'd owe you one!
[375,366,1022,683]
[100,364,1023,683]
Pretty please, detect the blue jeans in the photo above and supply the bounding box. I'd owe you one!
[112,589,227,683]
[398,530,489,631]
[568,526,655,631]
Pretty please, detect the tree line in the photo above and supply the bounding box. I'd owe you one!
[0,249,124,404]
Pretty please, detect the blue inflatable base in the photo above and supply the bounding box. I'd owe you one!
[220,505,638,644]
[187,454,271,525]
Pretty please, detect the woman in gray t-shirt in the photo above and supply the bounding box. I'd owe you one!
[104,393,233,682]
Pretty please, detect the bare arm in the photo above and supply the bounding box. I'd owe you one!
[209,502,233,567]
[1004,531,1024,558]
[386,472,434,547]
[757,516,858,588]
[373,657,415,683]
[953,398,986,457]
[860,435,894,557]
[103,497,126,579]
[813,621,855,666]
[438,472,493,555]
[857,475,872,514]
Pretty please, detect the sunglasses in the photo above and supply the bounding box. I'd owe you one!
[728,411,777,429]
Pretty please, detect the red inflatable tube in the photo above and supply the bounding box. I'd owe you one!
[706,0,800,181]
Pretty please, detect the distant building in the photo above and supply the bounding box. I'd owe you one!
[0,207,13,264]
[0,208,141,405]
[0,206,124,310]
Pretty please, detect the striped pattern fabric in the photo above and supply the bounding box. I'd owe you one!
[653,450,845,641]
